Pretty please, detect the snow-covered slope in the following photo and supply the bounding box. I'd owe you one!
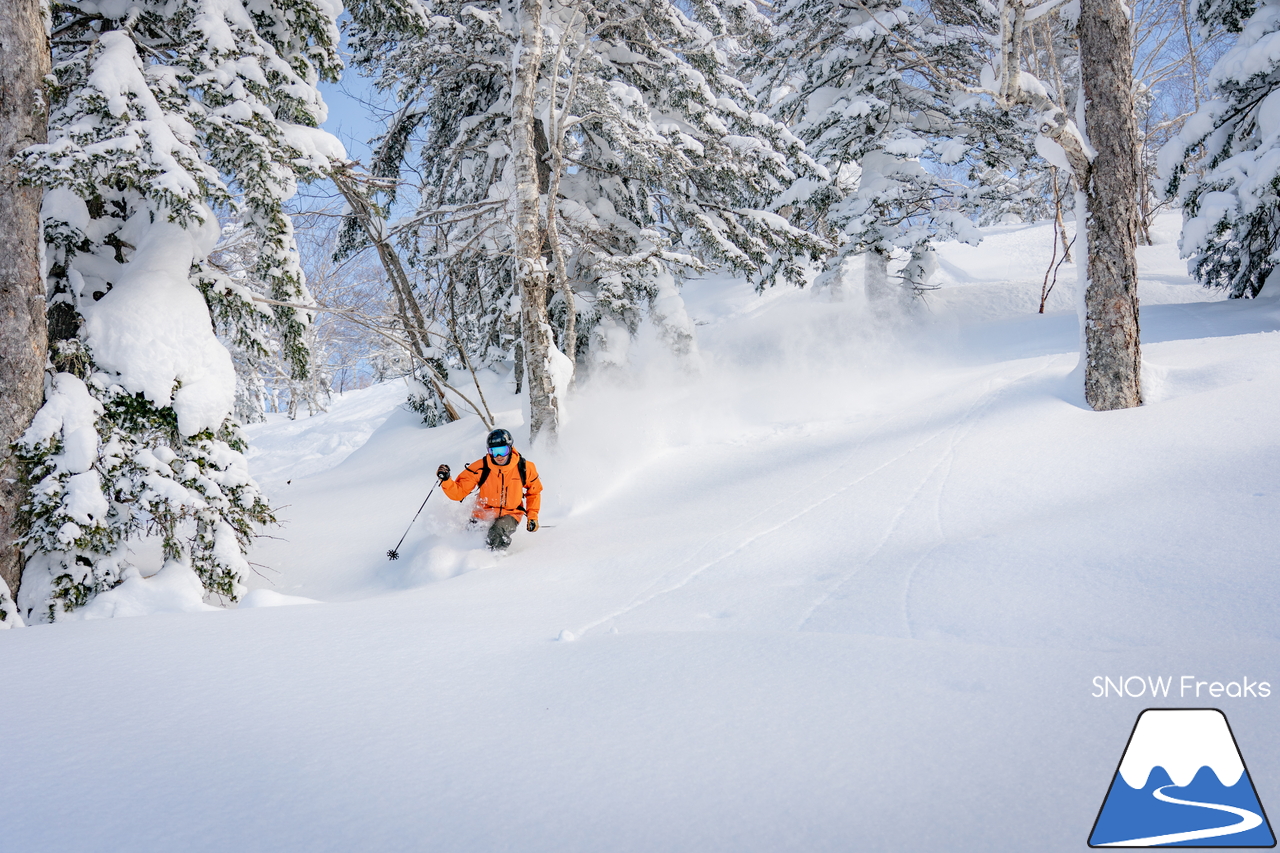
[3,216,1279,852]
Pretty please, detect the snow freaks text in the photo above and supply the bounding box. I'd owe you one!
[1092,677,1272,699]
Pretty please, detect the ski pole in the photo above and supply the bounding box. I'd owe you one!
[387,480,440,560]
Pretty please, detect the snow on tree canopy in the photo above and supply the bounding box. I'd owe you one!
[748,0,1031,297]
[16,0,343,621]
[1164,0,1280,297]
[343,0,828,391]
[81,214,235,437]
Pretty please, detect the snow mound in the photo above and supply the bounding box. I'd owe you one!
[67,562,217,620]
[238,589,320,608]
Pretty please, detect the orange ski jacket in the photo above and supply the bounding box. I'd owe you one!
[442,450,542,521]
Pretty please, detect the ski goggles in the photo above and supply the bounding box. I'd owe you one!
[489,444,512,458]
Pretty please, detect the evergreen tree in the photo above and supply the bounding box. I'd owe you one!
[209,218,332,422]
[752,0,1032,300]
[1164,0,1280,297]
[344,0,829,439]
[16,0,343,621]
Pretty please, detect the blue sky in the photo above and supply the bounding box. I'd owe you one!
[318,15,385,165]
[320,75,380,164]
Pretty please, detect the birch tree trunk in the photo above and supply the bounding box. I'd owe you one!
[0,0,50,606]
[545,26,581,373]
[1079,0,1142,410]
[513,0,559,443]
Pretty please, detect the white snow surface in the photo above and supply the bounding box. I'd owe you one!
[4,214,1280,851]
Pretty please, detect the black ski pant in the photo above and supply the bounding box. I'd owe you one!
[485,515,520,550]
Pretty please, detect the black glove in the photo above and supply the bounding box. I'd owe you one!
[526,518,539,532]
[437,464,450,481]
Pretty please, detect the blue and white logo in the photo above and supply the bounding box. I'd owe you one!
[1089,709,1275,847]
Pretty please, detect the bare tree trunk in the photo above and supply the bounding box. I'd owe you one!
[332,170,430,359]
[1039,20,1075,266]
[513,339,524,394]
[545,23,581,373]
[513,0,559,443]
[1181,0,1203,110]
[545,171,575,366]
[1079,0,1142,410]
[544,120,575,368]
[1136,156,1154,246]
[0,0,50,609]
[332,167,461,423]
[1051,168,1073,264]
[991,0,1138,408]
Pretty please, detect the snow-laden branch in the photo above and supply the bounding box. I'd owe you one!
[249,295,493,427]
[842,0,1092,184]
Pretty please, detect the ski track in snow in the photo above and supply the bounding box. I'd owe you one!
[900,358,1060,634]
[564,380,928,636]
[795,359,1050,634]
[899,543,943,640]
[572,354,1052,641]
[571,373,981,639]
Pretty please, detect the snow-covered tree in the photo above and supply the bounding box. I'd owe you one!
[1001,7,1080,245]
[751,0,1033,300]
[15,0,343,622]
[1131,0,1228,243]
[208,218,335,422]
[344,0,829,440]
[1163,0,1280,297]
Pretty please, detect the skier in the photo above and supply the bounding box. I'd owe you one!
[437,428,543,550]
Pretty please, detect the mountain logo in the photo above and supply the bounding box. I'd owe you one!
[1089,708,1275,847]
